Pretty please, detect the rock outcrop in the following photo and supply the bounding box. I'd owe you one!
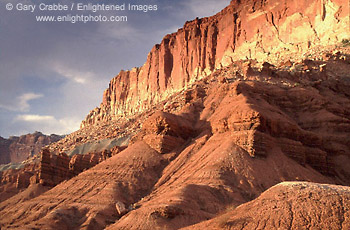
[82,0,349,127]
[2,50,350,228]
[36,147,124,187]
[0,139,127,201]
[1,1,350,229]
[0,132,61,165]
[185,182,350,230]
[0,141,169,229]
[140,111,194,153]
[0,162,39,202]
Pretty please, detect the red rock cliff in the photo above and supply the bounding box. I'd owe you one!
[0,132,62,164]
[81,0,349,127]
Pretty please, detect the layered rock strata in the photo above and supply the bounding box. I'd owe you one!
[36,147,124,186]
[1,49,350,230]
[185,182,350,229]
[0,132,61,164]
[82,0,349,127]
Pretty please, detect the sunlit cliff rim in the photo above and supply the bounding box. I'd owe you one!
[81,0,350,127]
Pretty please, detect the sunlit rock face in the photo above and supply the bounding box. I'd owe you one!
[81,0,349,127]
[1,1,350,229]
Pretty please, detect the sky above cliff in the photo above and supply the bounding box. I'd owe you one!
[0,0,230,137]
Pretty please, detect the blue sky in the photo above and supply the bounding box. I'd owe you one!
[0,0,230,137]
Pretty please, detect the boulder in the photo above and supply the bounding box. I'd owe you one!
[115,201,128,216]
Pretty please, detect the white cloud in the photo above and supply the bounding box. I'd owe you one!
[15,114,55,122]
[18,93,43,110]
[50,62,98,84]
[0,93,43,112]
[73,77,87,84]
[14,114,80,135]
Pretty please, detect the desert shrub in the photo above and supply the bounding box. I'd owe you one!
[341,38,350,47]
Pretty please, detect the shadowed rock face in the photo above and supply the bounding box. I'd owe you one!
[0,132,62,164]
[0,142,124,202]
[184,182,350,230]
[0,132,61,201]
[0,141,169,230]
[36,146,125,187]
[81,0,349,127]
[1,0,350,229]
[141,111,194,154]
[1,50,350,229]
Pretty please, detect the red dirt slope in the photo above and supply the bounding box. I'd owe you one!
[184,181,350,230]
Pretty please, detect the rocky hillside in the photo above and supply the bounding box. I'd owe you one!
[0,0,350,229]
[1,46,350,229]
[185,182,350,229]
[82,0,349,127]
[0,132,61,164]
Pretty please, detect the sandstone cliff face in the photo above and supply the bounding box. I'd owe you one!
[0,162,39,202]
[1,47,350,230]
[0,137,11,164]
[0,145,125,202]
[1,1,350,229]
[0,141,169,229]
[82,0,349,127]
[35,146,125,187]
[0,132,62,165]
